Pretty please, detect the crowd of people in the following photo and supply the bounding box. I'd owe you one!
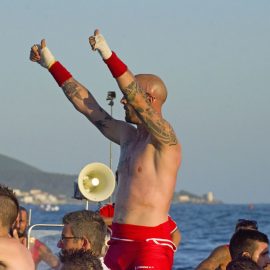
[1,183,270,270]
[196,219,270,270]
[0,29,269,269]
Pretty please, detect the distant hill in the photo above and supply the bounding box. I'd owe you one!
[0,153,221,204]
[0,153,76,198]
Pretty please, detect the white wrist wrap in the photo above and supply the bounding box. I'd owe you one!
[40,47,56,69]
[94,34,112,60]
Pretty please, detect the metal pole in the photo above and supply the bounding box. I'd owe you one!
[28,208,32,226]
[107,91,116,203]
[109,104,113,169]
[106,91,116,169]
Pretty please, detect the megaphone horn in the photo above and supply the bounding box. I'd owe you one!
[77,162,115,202]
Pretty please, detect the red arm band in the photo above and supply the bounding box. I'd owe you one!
[48,61,72,87]
[104,51,128,78]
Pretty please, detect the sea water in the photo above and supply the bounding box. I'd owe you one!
[28,203,270,270]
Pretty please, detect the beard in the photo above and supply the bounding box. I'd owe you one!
[59,248,78,263]
[59,248,95,263]
[17,230,26,238]
[11,228,26,238]
[124,107,141,125]
[125,113,132,123]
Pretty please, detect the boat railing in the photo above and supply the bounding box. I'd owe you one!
[27,223,64,250]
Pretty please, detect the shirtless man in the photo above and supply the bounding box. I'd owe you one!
[229,229,270,269]
[0,185,34,270]
[30,29,181,269]
[196,219,262,270]
[14,206,60,269]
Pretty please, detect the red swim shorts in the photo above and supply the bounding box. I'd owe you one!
[104,220,176,270]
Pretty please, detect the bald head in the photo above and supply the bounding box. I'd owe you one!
[135,74,167,105]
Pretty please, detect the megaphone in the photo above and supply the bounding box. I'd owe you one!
[76,162,115,202]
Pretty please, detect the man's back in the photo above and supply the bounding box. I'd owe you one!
[0,237,35,270]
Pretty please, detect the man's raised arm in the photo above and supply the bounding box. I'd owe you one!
[89,30,179,147]
[29,39,122,144]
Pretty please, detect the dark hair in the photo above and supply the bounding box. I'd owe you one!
[60,249,103,270]
[62,210,106,257]
[229,229,269,260]
[226,256,261,270]
[235,219,258,232]
[0,184,19,228]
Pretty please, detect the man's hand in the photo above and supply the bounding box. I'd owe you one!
[88,29,112,60]
[11,228,19,240]
[11,229,27,246]
[29,39,56,69]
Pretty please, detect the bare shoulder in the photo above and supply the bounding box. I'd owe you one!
[148,115,181,155]
[0,237,21,247]
[0,238,34,269]
[155,129,181,163]
[196,245,231,270]
[148,116,180,149]
[210,245,230,257]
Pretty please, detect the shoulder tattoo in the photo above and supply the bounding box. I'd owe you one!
[147,119,178,145]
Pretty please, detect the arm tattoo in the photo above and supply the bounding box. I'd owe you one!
[98,107,112,119]
[124,81,178,146]
[94,119,108,132]
[63,81,83,101]
[93,112,113,133]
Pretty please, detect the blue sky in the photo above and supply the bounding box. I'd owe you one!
[0,0,269,203]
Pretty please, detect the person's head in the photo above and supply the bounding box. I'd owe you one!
[60,249,103,270]
[0,185,19,230]
[120,74,167,124]
[229,229,270,268]
[57,210,106,257]
[0,262,6,270]
[235,219,258,232]
[15,206,28,237]
[226,256,262,270]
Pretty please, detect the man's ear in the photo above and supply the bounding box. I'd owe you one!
[82,236,91,250]
[147,94,155,104]
[150,96,156,103]
[241,251,252,258]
